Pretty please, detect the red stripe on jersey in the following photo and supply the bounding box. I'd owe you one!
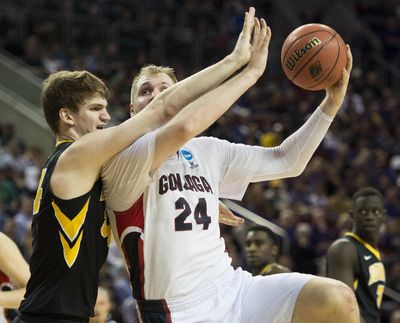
[114,195,145,239]
[161,300,172,323]
[0,271,10,285]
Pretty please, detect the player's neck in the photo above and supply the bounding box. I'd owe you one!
[55,134,76,146]
[353,231,378,248]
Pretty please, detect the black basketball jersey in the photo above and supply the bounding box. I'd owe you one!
[20,141,110,320]
[344,232,386,323]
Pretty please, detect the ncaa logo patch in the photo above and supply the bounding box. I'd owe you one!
[180,149,198,169]
[181,149,193,161]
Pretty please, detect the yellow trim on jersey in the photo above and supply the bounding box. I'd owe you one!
[344,232,381,260]
[55,139,74,146]
[33,168,47,215]
[59,230,83,268]
[101,210,111,246]
[52,197,90,242]
[354,279,358,290]
[260,263,277,276]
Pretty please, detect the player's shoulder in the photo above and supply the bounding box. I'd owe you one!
[190,136,234,151]
[329,236,355,251]
[327,237,357,263]
[269,263,291,275]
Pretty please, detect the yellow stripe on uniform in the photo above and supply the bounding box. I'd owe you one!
[59,230,83,268]
[52,197,90,242]
[344,232,381,261]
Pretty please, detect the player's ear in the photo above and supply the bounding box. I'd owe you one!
[59,108,75,126]
[129,104,136,116]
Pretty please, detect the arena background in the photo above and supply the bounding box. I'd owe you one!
[0,0,399,322]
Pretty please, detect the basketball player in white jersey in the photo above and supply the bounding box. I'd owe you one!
[0,233,30,322]
[102,12,359,323]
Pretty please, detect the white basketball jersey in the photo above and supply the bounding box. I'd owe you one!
[104,133,258,300]
[103,107,333,300]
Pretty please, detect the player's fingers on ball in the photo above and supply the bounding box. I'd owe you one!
[345,45,353,72]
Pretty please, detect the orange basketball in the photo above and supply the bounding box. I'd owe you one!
[281,23,347,91]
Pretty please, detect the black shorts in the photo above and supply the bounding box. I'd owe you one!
[13,313,89,323]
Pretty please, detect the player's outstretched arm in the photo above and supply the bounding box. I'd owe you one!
[151,17,271,169]
[0,233,30,309]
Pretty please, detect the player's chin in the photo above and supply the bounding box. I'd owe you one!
[246,257,259,266]
[363,224,377,232]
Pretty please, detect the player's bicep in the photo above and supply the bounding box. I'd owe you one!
[102,131,156,211]
[326,240,356,289]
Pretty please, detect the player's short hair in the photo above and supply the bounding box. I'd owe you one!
[352,187,384,206]
[130,64,178,103]
[247,225,279,247]
[41,70,108,134]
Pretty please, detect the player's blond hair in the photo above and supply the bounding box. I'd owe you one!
[42,70,108,134]
[130,65,178,103]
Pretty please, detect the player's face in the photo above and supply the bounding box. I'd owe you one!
[352,195,385,237]
[72,95,110,136]
[245,231,276,269]
[132,73,175,113]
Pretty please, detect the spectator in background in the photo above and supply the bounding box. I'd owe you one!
[327,187,386,323]
[290,222,318,274]
[245,225,290,275]
[89,287,117,323]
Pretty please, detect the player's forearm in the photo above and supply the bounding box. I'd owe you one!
[274,107,333,176]
[173,68,258,140]
[248,107,333,182]
[0,289,25,309]
[160,54,245,119]
[67,104,167,170]
[319,94,343,117]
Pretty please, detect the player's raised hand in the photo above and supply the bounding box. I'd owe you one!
[230,7,256,66]
[244,17,272,78]
[325,45,353,108]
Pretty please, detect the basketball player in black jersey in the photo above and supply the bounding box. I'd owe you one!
[327,187,386,323]
[245,225,290,276]
[14,8,259,322]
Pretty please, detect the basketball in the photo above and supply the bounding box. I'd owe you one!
[281,23,347,91]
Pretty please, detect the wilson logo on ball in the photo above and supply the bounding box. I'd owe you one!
[285,37,322,71]
[309,61,322,78]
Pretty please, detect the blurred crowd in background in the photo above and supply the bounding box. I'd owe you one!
[0,0,400,322]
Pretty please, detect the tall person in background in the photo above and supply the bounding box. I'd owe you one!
[327,187,386,323]
[14,7,261,323]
